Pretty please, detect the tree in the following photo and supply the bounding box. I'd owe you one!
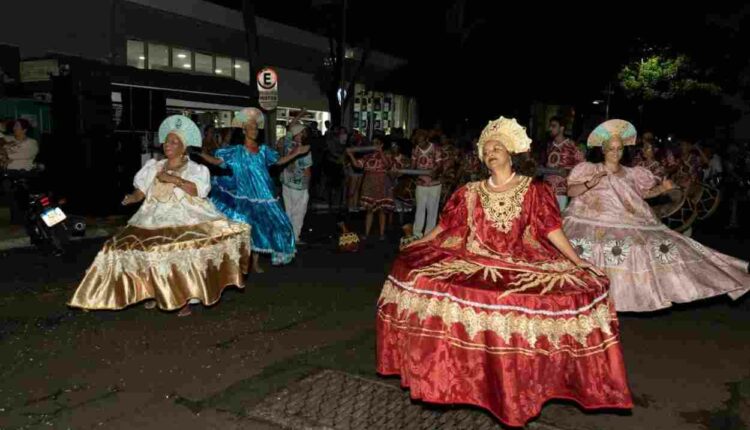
[619,54,721,102]
[617,53,730,135]
[313,0,370,127]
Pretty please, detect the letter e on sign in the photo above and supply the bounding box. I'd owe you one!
[257,68,278,90]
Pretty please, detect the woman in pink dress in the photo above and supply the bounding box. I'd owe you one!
[563,120,750,312]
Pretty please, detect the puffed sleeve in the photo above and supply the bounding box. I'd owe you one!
[437,185,469,231]
[264,145,281,166]
[214,146,236,169]
[530,181,563,237]
[630,166,659,198]
[566,162,598,185]
[186,162,211,198]
[133,159,158,193]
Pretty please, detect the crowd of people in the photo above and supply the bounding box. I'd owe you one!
[377,115,749,426]
[1,106,747,425]
[244,113,750,249]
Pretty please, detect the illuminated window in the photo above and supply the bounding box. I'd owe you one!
[126,40,145,69]
[147,43,169,70]
[172,48,193,71]
[215,56,232,77]
[195,53,213,74]
[234,59,249,84]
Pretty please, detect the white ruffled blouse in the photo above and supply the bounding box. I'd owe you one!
[128,159,226,229]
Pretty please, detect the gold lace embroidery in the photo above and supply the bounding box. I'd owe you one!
[464,183,513,259]
[522,226,543,251]
[91,229,250,277]
[440,236,463,249]
[408,258,597,297]
[148,163,193,203]
[150,180,178,203]
[379,312,621,357]
[379,281,614,348]
[470,177,531,233]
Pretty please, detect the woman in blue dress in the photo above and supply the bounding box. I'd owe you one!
[200,108,309,272]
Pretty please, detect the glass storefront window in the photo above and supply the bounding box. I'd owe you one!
[234,59,249,84]
[215,57,232,77]
[126,40,145,69]
[195,53,213,74]
[127,40,254,85]
[172,48,192,71]
[147,43,169,70]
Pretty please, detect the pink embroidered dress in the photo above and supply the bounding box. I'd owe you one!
[562,162,750,312]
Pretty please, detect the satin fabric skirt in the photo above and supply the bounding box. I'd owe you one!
[69,219,250,311]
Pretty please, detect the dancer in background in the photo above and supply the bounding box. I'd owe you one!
[544,116,584,211]
[280,123,313,244]
[346,134,394,240]
[563,119,750,312]
[200,108,309,272]
[410,130,443,237]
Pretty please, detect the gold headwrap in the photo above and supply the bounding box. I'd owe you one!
[477,116,532,159]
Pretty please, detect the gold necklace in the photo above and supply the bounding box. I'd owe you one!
[476,176,531,233]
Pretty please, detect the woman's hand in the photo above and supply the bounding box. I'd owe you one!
[290,145,311,157]
[661,179,675,193]
[574,259,606,277]
[122,191,144,206]
[585,171,607,189]
[547,229,605,276]
[156,171,176,184]
[121,194,137,206]
[405,226,443,249]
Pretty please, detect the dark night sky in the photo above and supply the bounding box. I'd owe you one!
[209,1,750,129]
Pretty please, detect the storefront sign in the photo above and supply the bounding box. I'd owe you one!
[20,59,59,83]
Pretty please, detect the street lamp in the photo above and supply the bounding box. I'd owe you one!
[601,83,614,119]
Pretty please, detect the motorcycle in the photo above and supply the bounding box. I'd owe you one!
[4,169,86,255]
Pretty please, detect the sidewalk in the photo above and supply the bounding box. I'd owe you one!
[0,207,125,251]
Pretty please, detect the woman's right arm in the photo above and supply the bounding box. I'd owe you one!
[199,153,224,166]
[405,225,444,248]
[568,171,607,197]
[567,182,591,197]
[122,189,145,205]
[345,148,364,169]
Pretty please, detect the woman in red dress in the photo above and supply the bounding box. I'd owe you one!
[376,116,632,427]
[347,134,394,240]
